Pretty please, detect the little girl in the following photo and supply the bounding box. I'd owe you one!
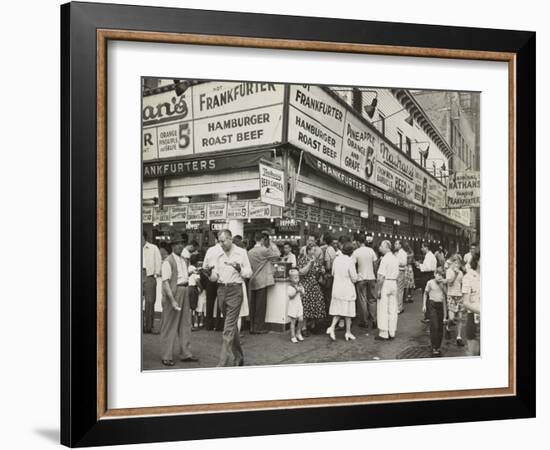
[287,269,305,343]
[423,267,448,356]
[188,266,205,329]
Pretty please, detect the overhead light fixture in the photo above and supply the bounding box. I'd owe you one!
[377,216,386,223]
[305,221,309,227]
[302,196,315,205]
[405,114,414,126]
[364,94,378,119]
[178,196,190,203]
[394,219,401,226]
[317,224,321,229]
[360,211,369,219]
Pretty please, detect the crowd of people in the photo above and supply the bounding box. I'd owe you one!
[143,229,481,367]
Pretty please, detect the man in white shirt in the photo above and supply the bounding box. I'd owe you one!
[202,241,224,330]
[142,232,162,334]
[351,234,378,329]
[416,242,437,322]
[463,243,477,269]
[181,239,199,264]
[376,240,400,340]
[159,239,197,366]
[394,240,408,315]
[208,229,252,367]
[282,241,297,268]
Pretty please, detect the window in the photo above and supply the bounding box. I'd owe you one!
[450,122,455,147]
[405,137,412,157]
[398,131,403,151]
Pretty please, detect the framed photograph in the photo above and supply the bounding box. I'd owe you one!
[61,1,535,447]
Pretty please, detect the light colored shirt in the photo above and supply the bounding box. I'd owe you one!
[248,242,281,290]
[211,244,252,284]
[161,254,189,285]
[143,242,162,277]
[464,252,473,270]
[395,248,408,270]
[282,252,297,268]
[351,245,377,281]
[203,244,223,269]
[377,252,399,280]
[419,251,437,272]
[425,279,446,302]
[324,246,338,271]
[181,247,191,261]
[446,268,463,297]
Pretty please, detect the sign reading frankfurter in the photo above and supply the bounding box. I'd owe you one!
[142,82,284,159]
[288,85,345,168]
[259,161,285,207]
[446,172,480,208]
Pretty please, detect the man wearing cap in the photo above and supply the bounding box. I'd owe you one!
[376,240,400,340]
[208,229,252,366]
[142,231,162,334]
[159,239,197,366]
[351,234,378,330]
[247,231,281,334]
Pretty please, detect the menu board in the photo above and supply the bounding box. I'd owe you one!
[170,205,189,222]
[308,206,321,223]
[142,207,153,223]
[320,208,333,225]
[343,214,361,229]
[227,201,249,219]
[187,204,207,221]
[206,202,227,221]
[331,213,343,227]
[295,203,309,220]
[158,208,171,223]
[248,200,272,218]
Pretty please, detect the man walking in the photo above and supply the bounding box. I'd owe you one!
[203,239,224,331]
[247,231,280,334]
[142,231,161,334]
[416,242,437,323]
[375,240,399,341]
[394,240,408,314]
[159,240,197,366]
[351,234,378,330]
[208,229,252,367]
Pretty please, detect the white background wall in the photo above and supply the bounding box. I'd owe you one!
[0,0,545,449]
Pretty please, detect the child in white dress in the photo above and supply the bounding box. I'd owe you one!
[287,269,305,343]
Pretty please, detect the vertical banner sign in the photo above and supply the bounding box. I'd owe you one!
[446,172,480,208]
[259,161,285,207]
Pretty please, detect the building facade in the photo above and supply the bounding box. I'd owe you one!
[142,80,475,255]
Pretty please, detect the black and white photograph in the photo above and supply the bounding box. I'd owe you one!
[141,78,481,370]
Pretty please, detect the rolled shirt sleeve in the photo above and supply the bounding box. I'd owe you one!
[239,250,253,279]
[161,260,172,282]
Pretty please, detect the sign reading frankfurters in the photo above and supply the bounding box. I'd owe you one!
[259,161,285,207]
[446,172,480,208]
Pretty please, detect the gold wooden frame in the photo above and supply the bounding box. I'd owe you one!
[96,29,516,420]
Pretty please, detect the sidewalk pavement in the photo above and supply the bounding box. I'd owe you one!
[142,289,469,370]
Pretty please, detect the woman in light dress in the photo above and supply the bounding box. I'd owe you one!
[326,242,358,341]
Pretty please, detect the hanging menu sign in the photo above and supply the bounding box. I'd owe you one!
[187,204,207,221]
[248,200,272,218]
[142,207,153,223]
[170,205,188,222]
[227,201,249,219]
[308,206,321,223]
[159,208,171,223]
[295,203,309,220]
[206,202,227,221]
[331,214,343,227]
[320,209,333,225]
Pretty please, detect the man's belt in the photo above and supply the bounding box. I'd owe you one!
[217,282,241,287]
[177,282,189,287]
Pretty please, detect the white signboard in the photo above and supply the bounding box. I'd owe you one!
[341,113,377,180]
[193,82,285,119]
[259,162,285,207]
[194,104,283,154]
[447,172,480,208]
